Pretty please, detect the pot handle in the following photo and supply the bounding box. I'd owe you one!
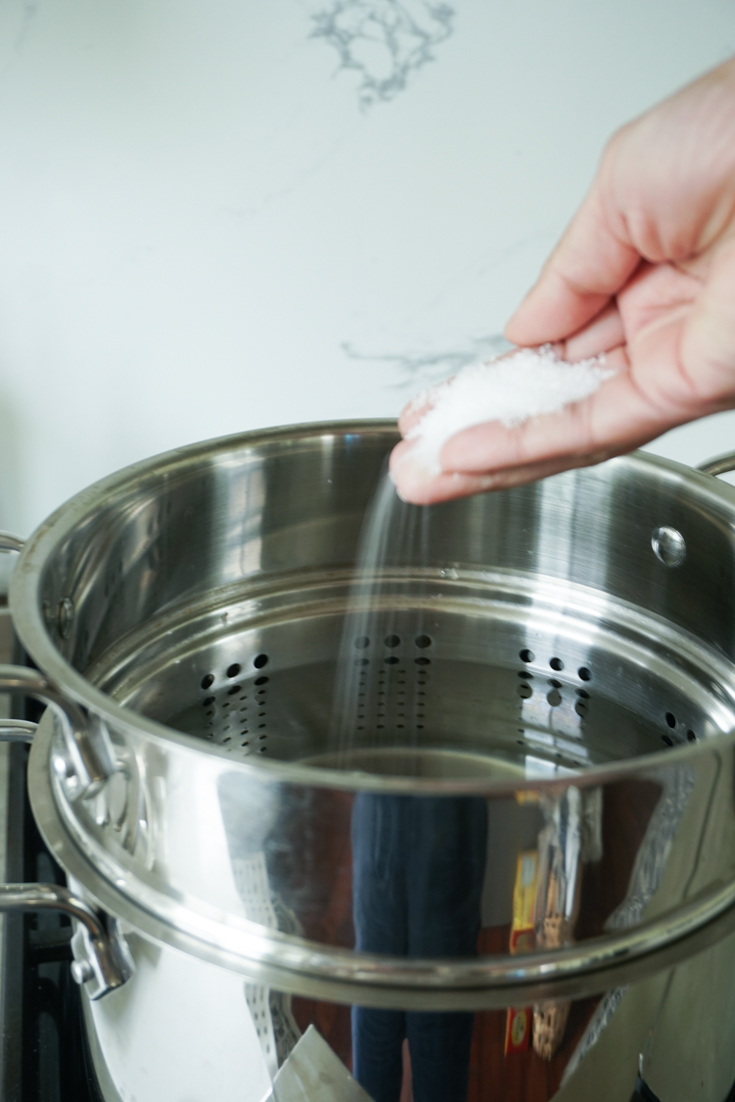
[697,452,735,477]
[0,882,133,999]
[0,528,115,799]
[0,539,130,999]
[0,531,25,553]
[0,665,115,800]
[0,720,37,742]
[0,720,133,998]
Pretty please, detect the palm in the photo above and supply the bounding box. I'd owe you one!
[616,262,718,418]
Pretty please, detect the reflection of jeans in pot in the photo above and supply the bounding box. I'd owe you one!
[351,794,487,1102]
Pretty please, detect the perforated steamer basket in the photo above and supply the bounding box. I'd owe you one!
[4,420,735,1029]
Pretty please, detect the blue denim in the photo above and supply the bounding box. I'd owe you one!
[351,794,487,1102]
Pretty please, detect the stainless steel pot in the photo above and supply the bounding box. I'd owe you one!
[79,921,735,1101]
[2,421,735,1100]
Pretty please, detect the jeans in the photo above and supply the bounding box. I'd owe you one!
[351,794,487,1102]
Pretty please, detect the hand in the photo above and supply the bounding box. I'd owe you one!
[391,57,735,504]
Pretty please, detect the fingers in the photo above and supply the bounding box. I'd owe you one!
[505,170,641,347]
[680,234,735,397]
[388,450,501,505]
[390,347,685,505]
[397,349,524,437]
[562,302,625,360]
[397,387,440,436]
[390,58,735,507]
[389,433,574,504]
[438,349,659,474]
[391,451,620,505]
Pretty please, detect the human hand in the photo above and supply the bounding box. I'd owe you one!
[391,57,735,504]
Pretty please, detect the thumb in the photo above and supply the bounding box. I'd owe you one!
[505,151,640,346]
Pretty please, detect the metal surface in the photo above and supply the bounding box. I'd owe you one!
[0,596,108,1100]
[650,526,686,567]
[27,704,735,1008]
[0,665,114,801]
[0,713,24,1100]
[0,742,110,1098]
[0,550,127,1001]
[257,933,735,1100]
[5,422,735,1010]
[78,925,735,1102]
[0,882,130,1001]
[0,577,26,1098]
[0,533,26,555]
[697,451,735,477]
[0,720,36,743]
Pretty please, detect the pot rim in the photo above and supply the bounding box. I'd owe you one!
[11,418,735,797]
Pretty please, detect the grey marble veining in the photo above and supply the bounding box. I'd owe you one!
[308,0,455,107]
[342,332,510,389]
[3,0,735,549]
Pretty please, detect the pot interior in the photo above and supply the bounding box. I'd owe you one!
[16,421,735,782]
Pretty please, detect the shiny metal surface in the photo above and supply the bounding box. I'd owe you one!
[258,933,735,1101]
[0,533,26,555]
[7,422,735,1009]
[697,450,735,477]
[0,720,36,743]
[259,932,735,1100]
[0,655,129,999]
[0,664,114,799]
[650,526,686,567]
[80,925,735,1102]
[25,710,735,1007]
[0,879,101,942]
[0,880,131,999]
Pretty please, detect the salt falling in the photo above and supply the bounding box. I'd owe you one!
[400,345,612,477]
[329,469,430,767]
[329,346,611,767]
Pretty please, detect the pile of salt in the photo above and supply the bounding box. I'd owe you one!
[402,346,612,476]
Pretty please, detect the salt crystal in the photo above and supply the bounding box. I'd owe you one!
[401,345,612,476]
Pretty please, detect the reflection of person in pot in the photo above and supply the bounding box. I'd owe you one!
[391,57,735,505]
[351,794,487,1102]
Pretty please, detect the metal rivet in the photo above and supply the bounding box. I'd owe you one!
[652,527,686,567]
[51,751,72,781]
[70,959,93,985]
[57,597,75,638]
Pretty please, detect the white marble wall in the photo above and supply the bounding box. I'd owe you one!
[0,0,734,536]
